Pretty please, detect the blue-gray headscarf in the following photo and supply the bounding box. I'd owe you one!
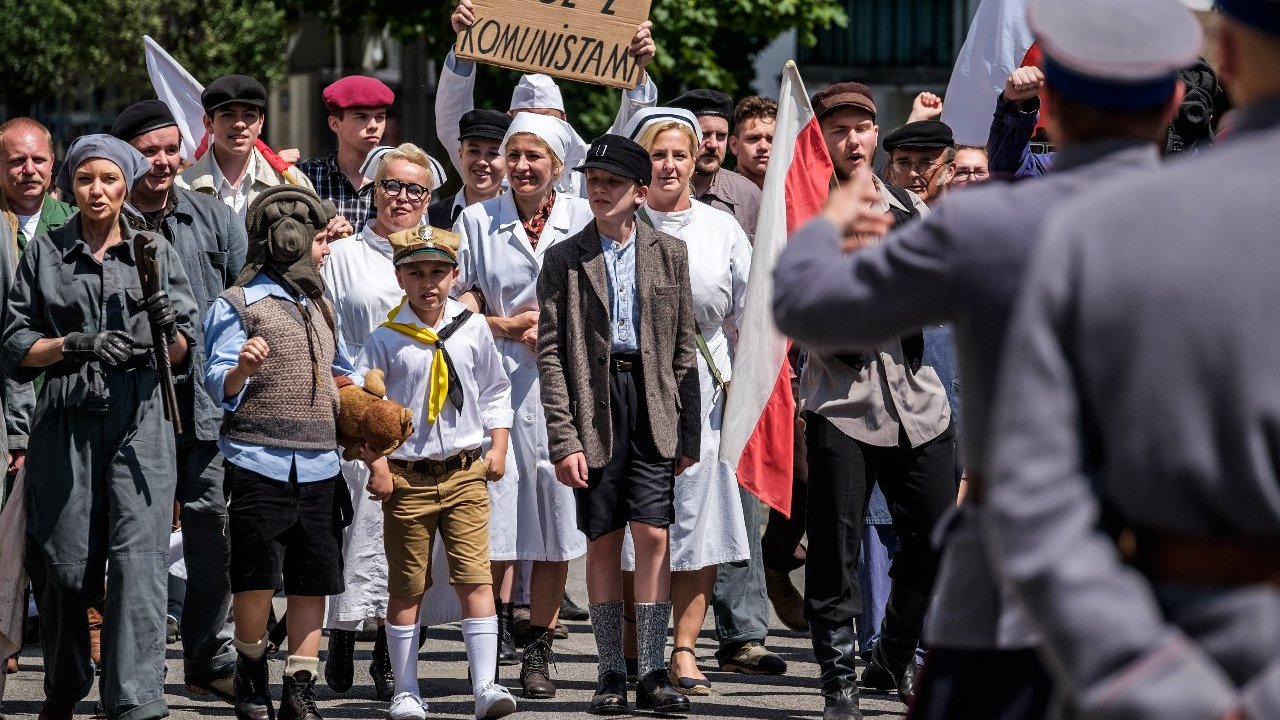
[56,133,148,197]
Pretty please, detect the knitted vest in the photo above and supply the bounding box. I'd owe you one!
[221,286,339,450]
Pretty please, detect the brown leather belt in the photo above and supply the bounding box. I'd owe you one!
[610,355,640,373]
[1118,527,1280,588]
[389,449,480,477]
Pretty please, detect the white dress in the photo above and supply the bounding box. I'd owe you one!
[623,202,753,571]
[321,223,461,628]
[453,192,595,562]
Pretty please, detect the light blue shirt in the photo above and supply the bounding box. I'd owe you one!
[203,273,363,483]
[600,228,640,354]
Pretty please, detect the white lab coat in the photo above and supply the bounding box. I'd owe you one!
[320,225,461,628]
[453,192,595,561]
[622,202,753,571]
[435,50,657,197]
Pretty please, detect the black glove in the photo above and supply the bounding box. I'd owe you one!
[142,290,177,339]
[62,331,136,365]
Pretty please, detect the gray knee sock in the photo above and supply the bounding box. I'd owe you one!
[589,601,626,679]
[633,601,672,679]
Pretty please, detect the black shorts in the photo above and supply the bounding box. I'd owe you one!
[575,358,675,541]
[226,463,348,596]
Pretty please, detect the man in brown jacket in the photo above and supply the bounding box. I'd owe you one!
[537,134,700,717]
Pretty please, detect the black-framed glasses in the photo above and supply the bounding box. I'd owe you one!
[378,179,428,201]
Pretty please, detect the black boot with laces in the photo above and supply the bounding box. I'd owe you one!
[278,669,321,720]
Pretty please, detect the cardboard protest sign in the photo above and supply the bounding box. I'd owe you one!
[455,0,652,90]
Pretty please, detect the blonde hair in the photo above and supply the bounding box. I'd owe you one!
[375,143,435,192]
[505,132,564,176]
[636,121,698,156]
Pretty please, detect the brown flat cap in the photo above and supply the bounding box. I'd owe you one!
[811,82,877,120]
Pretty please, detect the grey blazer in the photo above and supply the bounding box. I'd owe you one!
[537,221,701,468]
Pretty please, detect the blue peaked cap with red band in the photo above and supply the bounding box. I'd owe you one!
[1029,0,1203,109]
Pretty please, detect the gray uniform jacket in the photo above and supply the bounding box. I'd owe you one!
[697,168,761,243]
[983,99,1280,719]
[537,221,701,468]
[773,140,1161,650]
[154,189,247,442]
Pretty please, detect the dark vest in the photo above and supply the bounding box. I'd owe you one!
[221,285,339,450]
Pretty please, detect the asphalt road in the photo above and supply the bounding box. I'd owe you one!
[0,565,908,719]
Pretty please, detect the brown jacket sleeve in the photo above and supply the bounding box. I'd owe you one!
[671,241,701,460]
[536,243,584,463]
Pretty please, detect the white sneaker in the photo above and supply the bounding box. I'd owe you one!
[474,682,517,719]
[388,691,427,720]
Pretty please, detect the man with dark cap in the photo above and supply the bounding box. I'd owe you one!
[882,120,956,206]
[427,109,510,229]
[110,98,248,705]
[980,0,1280,717]
[297,75,396,227]
[783,79,953,718]
[774,0,1205,717]
[669,89,761,242]
[180,74,318,220]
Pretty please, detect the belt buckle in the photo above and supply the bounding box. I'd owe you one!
[431,461,447,476]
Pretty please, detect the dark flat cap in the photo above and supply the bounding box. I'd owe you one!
[883,120,955,151]
[111,100,178,141]
[670,89,733,122]
[201,74,267,114]
[459,109,513,142]
[574,134,651,186]
[1030,0,1201,109]
[811,82,877,120]
[1218,0,1280,36]
[323,75,394,111]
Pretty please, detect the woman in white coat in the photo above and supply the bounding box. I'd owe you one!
[320,143,460,699]
[621,108,752,695]
[452,113,594,700]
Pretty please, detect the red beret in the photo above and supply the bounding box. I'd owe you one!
[322,76,394,111]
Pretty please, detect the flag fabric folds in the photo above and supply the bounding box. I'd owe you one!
[941,0,1035,147]
[720,61,831,517]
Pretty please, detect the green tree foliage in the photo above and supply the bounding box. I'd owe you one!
[295,0,847,137]
[0,0,288,115]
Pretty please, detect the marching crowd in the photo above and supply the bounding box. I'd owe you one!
[1,0,1279,719]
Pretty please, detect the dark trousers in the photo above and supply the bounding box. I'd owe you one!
[174,433,234,680]
[909,648,1054,720]
[803,413,956,676]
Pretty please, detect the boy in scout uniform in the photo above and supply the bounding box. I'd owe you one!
[358,225,517,720]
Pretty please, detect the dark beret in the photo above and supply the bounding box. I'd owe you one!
[574,133,652,187]
[110,100,178,142]
[669,89,733,122]
[882,120,955,151]
[459,109,513,142]
[322,75,395,111]
[811,82,877,120]
[201,74,267,114]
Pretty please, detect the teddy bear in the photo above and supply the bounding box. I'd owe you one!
[335,368,414,461]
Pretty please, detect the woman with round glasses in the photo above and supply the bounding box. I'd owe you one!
[319,143,455,700]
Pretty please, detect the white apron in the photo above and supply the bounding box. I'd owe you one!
[623,203,753,571]
[454,193,595,561]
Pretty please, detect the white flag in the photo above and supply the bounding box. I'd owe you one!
[144,36,207,165]
[941,0,1034,147]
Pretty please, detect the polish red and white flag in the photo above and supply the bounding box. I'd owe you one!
[720,61,831,517]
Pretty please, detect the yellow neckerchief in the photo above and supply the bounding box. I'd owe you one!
[380,299,450,423]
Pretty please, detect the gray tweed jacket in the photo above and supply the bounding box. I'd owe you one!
[537,220,700,468]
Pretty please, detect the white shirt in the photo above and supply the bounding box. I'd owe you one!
[321,222,406,356]
[15,213,39,243]
[357,298,514,461]
[210,150,256,219]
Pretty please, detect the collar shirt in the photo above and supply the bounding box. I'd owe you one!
[321,221,405,356]
[600,226,640,354]
[359,298,513,460]
[203,273,363,482]
[298,150,374,226]
[798,176,949,449]
[696,167,761,242]
[210,150,256,220]
[16,213,39,244]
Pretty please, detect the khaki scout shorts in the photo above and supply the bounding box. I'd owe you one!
[383,458,492,597]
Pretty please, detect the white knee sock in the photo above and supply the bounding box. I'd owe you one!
[385,622,420,697]
[461,615,499,693]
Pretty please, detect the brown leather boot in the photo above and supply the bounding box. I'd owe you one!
[88,605,104,670]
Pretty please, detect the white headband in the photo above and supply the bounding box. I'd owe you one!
[621,107,704,146]
[499,112,574,165]
[360,145,448,190]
